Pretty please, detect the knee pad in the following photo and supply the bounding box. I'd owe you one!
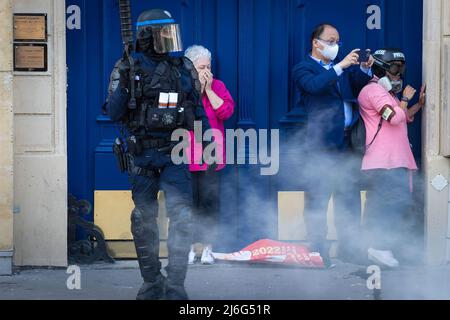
[131,208,144,237]
[131,206,159,237]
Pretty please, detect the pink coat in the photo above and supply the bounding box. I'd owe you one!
[189,79,235,171]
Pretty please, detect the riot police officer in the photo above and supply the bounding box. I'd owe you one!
[106,9,209,300]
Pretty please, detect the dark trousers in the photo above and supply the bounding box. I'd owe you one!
[303,136,363,260]
[363,168,413,258]
[130,148,193,286]
[191,170,221,245]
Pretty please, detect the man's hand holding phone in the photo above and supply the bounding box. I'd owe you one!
[358,49,375,69]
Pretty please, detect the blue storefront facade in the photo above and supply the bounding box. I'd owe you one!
[66,0,424,251]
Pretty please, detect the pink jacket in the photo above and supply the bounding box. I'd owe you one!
[358,81,418,171]
[189,79,235,171]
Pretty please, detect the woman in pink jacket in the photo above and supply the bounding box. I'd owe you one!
[184,45,235,264]
[358,48,426,268]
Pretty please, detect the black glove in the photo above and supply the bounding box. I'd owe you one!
[206,163,217,175]
[117,59,131,90]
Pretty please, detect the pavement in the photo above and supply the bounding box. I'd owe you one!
[1,259,450,300]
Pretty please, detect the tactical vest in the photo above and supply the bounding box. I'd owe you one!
[123,56,201,137]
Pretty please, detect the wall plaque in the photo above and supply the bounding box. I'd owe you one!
[14,44,48,72]
[13,14,47,42]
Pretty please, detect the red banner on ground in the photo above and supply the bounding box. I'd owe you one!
[212,239,324,268]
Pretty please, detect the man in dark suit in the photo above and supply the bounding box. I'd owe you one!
[292,23,374,267]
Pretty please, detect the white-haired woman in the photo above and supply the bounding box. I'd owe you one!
[184,45,235,264]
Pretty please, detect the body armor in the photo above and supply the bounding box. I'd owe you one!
[123,56,200,136]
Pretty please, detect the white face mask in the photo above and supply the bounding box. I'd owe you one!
[378,76,403,93]
[317,40,339,61]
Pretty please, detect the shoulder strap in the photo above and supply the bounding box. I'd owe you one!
[149,61,170,89]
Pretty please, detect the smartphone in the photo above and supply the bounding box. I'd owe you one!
[358,49,371,63]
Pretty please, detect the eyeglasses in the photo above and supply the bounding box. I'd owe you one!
[317,38,343,47]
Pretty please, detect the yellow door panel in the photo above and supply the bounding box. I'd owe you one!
[94,190,169,241]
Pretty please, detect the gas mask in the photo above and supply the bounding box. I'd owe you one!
[317,40,339,61]
[137,37,153,53]
[390,79,403,93]
[373,56,406,94]
[136,26,155,54]
[378,76,403,94]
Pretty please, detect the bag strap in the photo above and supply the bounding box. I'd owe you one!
[365,117,383,151]
[364,77,384,151]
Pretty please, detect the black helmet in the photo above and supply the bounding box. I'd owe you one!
[135,9,182,54]
[372,48,406,78]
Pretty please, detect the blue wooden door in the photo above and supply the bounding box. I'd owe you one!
[67,0,423,250]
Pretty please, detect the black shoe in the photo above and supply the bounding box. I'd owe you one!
[309,242,335,269]
[338,246,369,266]
[322,255,336,269]
[136,275,165,300]
[165,284,189,300]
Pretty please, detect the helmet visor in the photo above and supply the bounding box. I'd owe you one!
[151,24,183,54]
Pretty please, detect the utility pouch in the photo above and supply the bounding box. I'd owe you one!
[113,138,127,173]
[126,135,143,156]
[146,107,183,131]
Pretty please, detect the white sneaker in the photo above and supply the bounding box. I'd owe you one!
[201,246,215,265]
[368,248,399,268]
[188,247,196,265]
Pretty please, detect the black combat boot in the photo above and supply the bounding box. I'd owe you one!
[131,207,165,300]
[136,273,166,300]
[165,281,189,300]
[164,265,189,300]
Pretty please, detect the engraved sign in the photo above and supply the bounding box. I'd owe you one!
[13,14,47,42]
[14,44,47,72]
